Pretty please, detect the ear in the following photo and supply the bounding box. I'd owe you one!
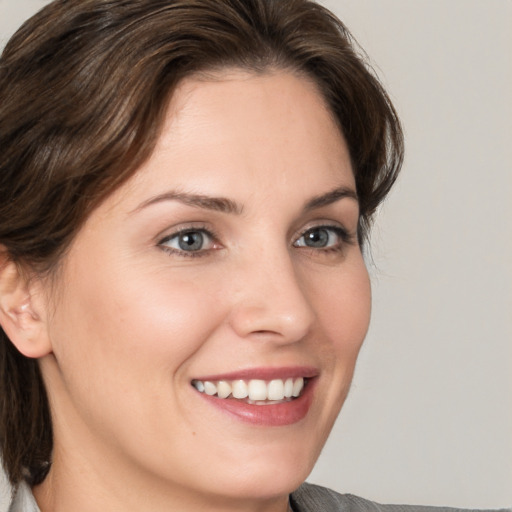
[0,251,52,358]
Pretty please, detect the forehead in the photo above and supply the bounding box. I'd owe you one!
[167,68,337,132]
[109,69,354,212]
[164,69,342,153]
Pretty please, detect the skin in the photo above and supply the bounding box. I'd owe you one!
[15,70,371,512]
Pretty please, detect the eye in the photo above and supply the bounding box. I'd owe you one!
[159,228,216,255]
[293,225,349,250]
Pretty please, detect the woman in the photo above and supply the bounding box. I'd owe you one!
[0,1,459,511]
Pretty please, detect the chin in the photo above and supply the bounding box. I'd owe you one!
[206,439,319,501]
[218,465,309,502]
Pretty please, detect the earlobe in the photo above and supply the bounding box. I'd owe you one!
[0,253,52,359]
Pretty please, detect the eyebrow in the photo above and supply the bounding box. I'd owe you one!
[303,186,358,211]
[133,191,243,215]
[133,185,358,215]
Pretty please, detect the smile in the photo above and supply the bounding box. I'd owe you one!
[191,377,306,403]
[190,367,317,426]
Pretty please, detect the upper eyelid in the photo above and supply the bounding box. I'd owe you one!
[159,229,212,244]
[157,223,215,243]
[295,224,348,240]
[299,223,344,233]
[293,221,350,239]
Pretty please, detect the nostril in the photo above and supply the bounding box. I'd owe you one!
[228,302,314,342]
[227,265,316,342]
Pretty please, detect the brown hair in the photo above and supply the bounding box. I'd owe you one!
[0,0,403,487]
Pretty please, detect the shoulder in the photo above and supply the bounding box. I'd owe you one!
[290,483,512,512]
[290,482,393,512]
[5,482,40,512]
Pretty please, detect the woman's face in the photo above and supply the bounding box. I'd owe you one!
[39,70,371,506]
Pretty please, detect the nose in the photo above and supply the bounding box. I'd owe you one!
[227,249,316,344]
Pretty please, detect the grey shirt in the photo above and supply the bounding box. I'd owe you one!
[291,483,512,512]
[8,481,512,512]
[7,482,37,512]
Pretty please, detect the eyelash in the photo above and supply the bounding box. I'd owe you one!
[157,224,355,259]
[294,225,356,253]
[158,225,218,259]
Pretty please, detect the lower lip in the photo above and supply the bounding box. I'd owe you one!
[195,379,316,426]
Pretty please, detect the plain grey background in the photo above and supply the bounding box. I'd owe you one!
[0,0,511,509]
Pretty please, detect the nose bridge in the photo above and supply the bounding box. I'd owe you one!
[228,243,316,343]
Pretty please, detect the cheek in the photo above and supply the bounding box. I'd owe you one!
[49,261,226,390]
[45,261,229,460]
[336,266,371,350]
[307,257,371,401]
[313,259,371,348]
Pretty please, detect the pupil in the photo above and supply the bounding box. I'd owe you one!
[306,229,328,247]
[178,232,203,251]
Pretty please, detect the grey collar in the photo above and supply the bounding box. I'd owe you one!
[8,482,40,512]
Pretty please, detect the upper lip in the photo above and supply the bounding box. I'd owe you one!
[192,366,319,382]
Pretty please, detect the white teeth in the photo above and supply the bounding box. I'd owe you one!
[232,380,249,399]
[284,378,294,398]
[248,379,267,400]
[192,377,307,402]
[217,380,231,399]
[268,379,285,401]
[193,380,205,393]
[204,381,217,396]
[292,377,304,397]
